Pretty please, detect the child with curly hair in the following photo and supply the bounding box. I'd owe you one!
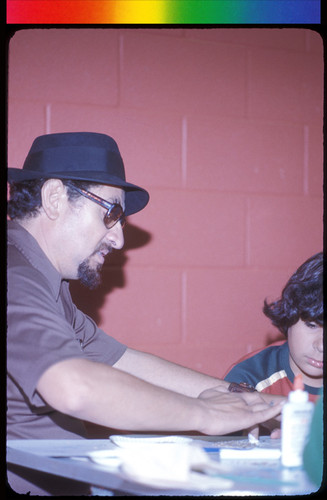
[224,252,323,403]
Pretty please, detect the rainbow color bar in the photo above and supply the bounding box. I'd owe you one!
[7,1,320,24]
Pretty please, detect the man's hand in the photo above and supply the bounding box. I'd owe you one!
[197,385,285,435]
[243,393,284,439]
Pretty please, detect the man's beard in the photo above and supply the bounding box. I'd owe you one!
[77,259,102,289]
[77,244,112,289]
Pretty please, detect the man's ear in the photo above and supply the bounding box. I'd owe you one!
[41,179,66,220]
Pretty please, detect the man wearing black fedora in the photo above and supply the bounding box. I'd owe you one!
[7,132,284,495]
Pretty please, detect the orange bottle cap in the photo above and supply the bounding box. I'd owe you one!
[293,373,304,391]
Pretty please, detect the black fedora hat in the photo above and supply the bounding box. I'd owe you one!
[7,132,149,216]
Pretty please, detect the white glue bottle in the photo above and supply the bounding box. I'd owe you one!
[281,374,314,467]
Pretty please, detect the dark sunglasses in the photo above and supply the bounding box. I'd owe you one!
[70,185,126,229]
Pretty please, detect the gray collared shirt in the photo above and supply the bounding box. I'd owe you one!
[7,220,126,439]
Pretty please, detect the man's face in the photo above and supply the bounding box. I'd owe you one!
[287,319,323,387]
[58,184,125,287]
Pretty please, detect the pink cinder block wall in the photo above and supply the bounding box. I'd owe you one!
[8,28,323,377]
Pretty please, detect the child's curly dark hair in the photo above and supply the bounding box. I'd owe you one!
[263,252,323,336]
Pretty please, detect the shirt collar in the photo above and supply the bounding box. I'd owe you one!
[7,220,63,301]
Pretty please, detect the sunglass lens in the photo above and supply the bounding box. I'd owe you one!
[104,205,125,229]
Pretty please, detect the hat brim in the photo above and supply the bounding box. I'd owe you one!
[7,168,149,216]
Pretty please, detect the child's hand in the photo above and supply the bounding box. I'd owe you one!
[270,428,281,439]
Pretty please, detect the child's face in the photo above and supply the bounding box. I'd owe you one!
[288,319,323,387]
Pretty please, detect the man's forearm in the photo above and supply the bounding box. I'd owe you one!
[37,358,205,432]
[113,347,230,397]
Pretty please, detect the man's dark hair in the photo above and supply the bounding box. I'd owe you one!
[263,252,323,336]
[7,179,97,220]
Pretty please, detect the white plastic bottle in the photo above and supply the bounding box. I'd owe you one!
[281,374,314,467]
